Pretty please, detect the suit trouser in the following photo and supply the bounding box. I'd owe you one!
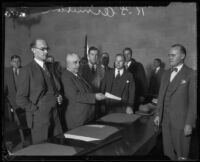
[31,95,62,144]
[162,112,191,160]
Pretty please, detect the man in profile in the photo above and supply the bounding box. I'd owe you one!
[154,44,196,160]
[16,38,63,144]
[61,53,106,130]
[101,54,135,114]
[123,47,147,113]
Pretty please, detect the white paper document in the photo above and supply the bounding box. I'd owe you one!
[64,134,101,142]
[152,98,158,104]
[87,124,105,128]
[105,92,121,101]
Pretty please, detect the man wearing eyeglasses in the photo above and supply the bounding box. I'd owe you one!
[16,38,63,144]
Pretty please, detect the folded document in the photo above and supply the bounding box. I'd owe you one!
[105,92,121,101]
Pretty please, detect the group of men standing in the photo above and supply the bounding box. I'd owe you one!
[4,38,197,160]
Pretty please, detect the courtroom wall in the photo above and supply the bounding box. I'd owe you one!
[4,3,197,81]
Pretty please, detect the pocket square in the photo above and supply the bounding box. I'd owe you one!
[126,80,130,83]
[181,80,186,84]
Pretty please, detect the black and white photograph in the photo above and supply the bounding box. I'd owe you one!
[2,1,198,161]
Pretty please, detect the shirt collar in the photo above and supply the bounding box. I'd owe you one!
[155,67,160,72]
[173,63,184,73]
[126,61,132,67]
[34,58,44,68]
[88,62,96,69]
[115,68,124,76]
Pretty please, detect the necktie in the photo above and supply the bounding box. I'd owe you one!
[43,63,50,76]
[125,62,128,70]
[91,65,95,74]
[170,67,178,82]
[171,67,178,72]
[115,70,121,79]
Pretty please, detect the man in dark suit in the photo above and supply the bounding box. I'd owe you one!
[61,53,106,130]
[147,58,164,102]
[79,46,101,92]
[80,46,104,119]
[4,55,22,121]
[16,38,63,144]
[101,54,135,114]
[154,44,197,160]
[123,47,148,113]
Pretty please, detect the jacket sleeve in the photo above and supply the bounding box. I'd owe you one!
[61,73,96,104]
[16,67,37,113]
[185,70,197,127]
[127,74,135,107]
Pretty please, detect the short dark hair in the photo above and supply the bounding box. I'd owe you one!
[11,55,21,61]
[171,44,186,56]
[30,39,37,48]
[123,47,132,56]
[115,53,125,61]
[88,46,99,54]
[154,58,162,65]
[102,52,109,58]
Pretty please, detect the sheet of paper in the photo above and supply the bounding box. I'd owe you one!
[87,124,105,128]
[64,134,101,142]
[152,98,158,104]
[105,92,121,101]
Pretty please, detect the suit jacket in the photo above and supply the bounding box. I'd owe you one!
[79,63,102,92]
[16,60,61,128]
[156,65,197,130]
[61,69,96,129]
[127,58,147,99]
[4,67,20,109]
[148,67,165,98]
[101,69,135,112]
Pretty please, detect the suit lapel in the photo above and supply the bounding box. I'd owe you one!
[32,60,46,89]
[169,65,187,96]
[107,70,115,92]
[9,67,17,92]
[120,71,130,94]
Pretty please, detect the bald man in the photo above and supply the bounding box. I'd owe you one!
[16,38,63,144]
[61,53,106,130]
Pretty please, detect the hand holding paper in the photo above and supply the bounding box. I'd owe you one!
[105,92,121,101]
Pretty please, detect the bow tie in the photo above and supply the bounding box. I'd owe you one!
[171,67,178,72]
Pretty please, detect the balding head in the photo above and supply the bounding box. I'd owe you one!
[66,53,80,74]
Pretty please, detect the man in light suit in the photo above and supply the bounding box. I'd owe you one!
[61,53,106,130]
[154,44,197,160]
[16,38,63,144]
[101,54,135,114]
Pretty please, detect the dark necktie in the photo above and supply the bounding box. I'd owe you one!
[43,63,58,94]
[115,70,121,79]
[91,65,95,74]
[171,67,178,73]
[43,63,50,76]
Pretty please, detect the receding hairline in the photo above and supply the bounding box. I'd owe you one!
[66,53,79,62]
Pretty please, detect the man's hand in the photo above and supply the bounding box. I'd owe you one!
[95,93,106,101]
[154,116,160,127]
[184,124,192,136]
[57,94,63,105]
[126,106,133,114]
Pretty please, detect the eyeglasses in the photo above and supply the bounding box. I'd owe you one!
[34,47,49,51]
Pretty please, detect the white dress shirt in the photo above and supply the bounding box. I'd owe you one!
[115,68,124,77]
[170,64,184,82]
[34,58,44,69]
[155,67,160,74]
